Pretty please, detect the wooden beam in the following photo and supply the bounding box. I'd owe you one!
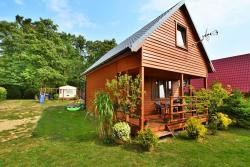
[180,73,184,119]
[139,66,145,130]
[204,77,208,89]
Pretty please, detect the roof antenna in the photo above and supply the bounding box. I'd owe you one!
[192,29,218,46]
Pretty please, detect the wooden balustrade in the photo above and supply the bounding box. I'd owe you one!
[167,96,208,124]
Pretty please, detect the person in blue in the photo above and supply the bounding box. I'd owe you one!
[40,93,45,104]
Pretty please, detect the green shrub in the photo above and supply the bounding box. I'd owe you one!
[6,86,22,99]
[185,118,207,139]
[53,93,59,100]
[23,88,38,99]
[216,112,232,130]
[137,129,158,151]
[208,114,219,135]
[195,82,228,117]
[220,90,249,128]
[0,87,7,101]
[94,91,114,141]
[112,122,131,143]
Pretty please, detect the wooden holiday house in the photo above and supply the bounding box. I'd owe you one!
[82,1,214,135]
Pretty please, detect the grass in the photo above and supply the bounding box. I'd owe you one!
[0,100,250,167]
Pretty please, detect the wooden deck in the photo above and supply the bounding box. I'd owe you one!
[116,111,208,137]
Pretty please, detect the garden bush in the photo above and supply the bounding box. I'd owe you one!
[195,82,228,117]
[6,86,22,99]
[0,87,7,101]
[23,88,38,99]
[53,93,59,100]
[185,118,207,139]
[112,122,131,143]
[137,129,158,151]
[220,90,250,128]
[216,112,232,130]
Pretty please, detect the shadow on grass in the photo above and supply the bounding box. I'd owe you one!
[122,142,144,153]
[32,106,98,142]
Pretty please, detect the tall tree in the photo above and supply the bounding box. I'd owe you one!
[0,15,116,97]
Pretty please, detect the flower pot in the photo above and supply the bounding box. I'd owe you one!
[144,145,154,152]
[115,138,125,145]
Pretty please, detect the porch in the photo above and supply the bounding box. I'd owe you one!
[116,67,209,136]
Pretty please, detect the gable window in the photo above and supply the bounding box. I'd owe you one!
[152,80,172,99]
[176,23,187,48]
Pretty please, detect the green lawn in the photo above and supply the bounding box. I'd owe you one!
[0,100,250,167]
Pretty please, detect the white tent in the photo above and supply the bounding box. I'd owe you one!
[59,85,77,99]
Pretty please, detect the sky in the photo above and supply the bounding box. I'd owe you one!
[0,0,250,60]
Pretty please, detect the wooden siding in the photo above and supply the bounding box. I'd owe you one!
[142,8,208,77]
[144,78,155,115]
[86,51,141,112]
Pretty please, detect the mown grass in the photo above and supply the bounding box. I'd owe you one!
[0,100,250,167]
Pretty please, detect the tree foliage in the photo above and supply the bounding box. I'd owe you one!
[0,15,116,97]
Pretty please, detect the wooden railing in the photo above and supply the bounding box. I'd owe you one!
[167,96,208,124]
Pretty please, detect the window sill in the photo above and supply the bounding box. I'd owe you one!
[176,45,188,51]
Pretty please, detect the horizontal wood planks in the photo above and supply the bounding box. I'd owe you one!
[142,8,208,77]
[85,51,141,112]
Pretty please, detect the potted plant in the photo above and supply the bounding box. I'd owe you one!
[112,122,131,144]
[137,129,158,151]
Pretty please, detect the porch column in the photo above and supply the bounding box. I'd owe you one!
[139,66,145,130]
[180,73,184,97]
[204,77,208,89]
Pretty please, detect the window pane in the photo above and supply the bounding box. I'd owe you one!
[168,81,172,89]
[152,81,159,98]
[177,25,186,48]
[177,30,185,47]
[159,83,165,98]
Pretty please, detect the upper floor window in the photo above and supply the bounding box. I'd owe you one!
[176,23,187,49]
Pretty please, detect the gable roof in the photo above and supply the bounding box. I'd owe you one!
[192,53,250,93]
[83,0,214,75]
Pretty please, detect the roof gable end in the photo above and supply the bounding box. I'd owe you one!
[83,0,214,75]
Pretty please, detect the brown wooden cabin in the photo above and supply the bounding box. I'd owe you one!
[82,1,214,136]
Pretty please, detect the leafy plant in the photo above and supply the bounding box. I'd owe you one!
[53,93,59,100]
[112,122,131,143]
[0,87,7,101]
[106,74,142,116]
[216,112,232,130]
[208,114,219,135]
[195,82,228,118]
[185,118,207,139]
[220,90,250,128]
[94,91,114,140]
[137,129,158,151]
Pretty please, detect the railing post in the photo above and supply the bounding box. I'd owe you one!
[170,96,173,122]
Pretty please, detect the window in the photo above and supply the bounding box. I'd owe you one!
[176,24,187,48]
[152,80,172,99]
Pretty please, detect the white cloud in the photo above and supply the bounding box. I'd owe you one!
[14,0,23,5]
[43,0,95,31]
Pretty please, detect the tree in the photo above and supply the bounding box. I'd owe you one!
[0,15,117,98]
[85,39,116,68]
